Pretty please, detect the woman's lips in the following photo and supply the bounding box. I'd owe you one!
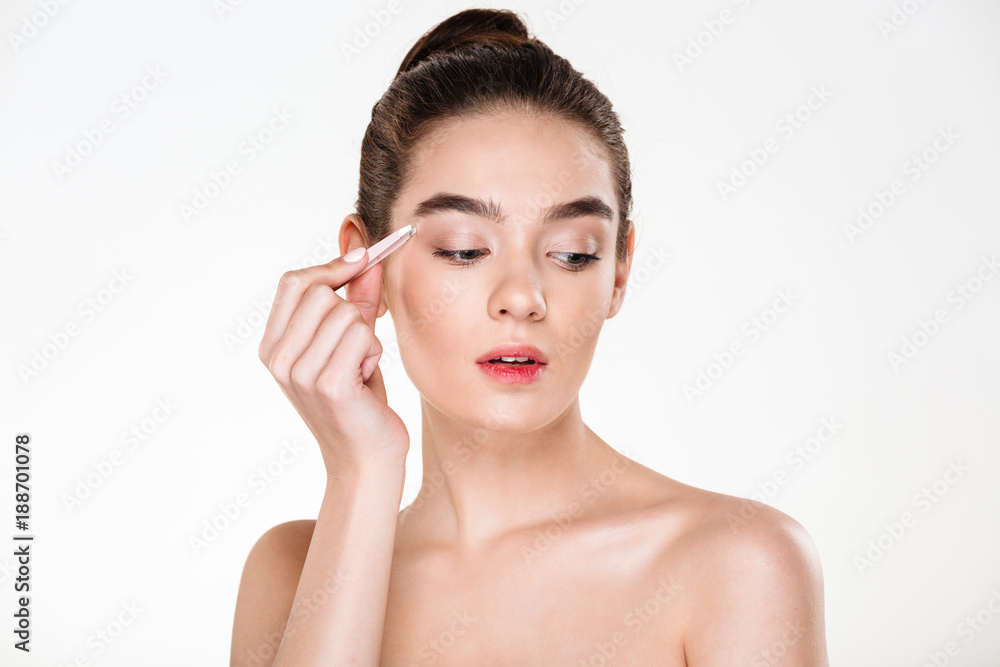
[477,359,546,384]
[476,343,548,364]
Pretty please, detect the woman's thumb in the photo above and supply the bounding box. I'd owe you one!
[344,254,382,330]
[363,359,388,404]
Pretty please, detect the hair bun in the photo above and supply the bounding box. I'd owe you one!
[396,8,532,77]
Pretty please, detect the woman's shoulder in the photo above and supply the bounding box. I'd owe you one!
[236,519,317,604]
[263,517,317,540]
[250,519,317,562]
[635,469,822,584]
[613,453,816,558]
[247,519,320,585]
[637,474,828,662]
[231,520,318,663]
[655,477,818,558]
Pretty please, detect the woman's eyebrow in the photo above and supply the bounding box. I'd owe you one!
[411,192,614,225]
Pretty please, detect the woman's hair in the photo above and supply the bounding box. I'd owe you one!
[355,7,633,266]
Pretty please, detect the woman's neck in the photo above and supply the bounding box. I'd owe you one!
[400,395,630,553]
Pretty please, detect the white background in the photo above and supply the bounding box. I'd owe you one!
[2,0,999,664]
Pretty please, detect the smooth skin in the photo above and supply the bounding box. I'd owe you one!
[231,111,829,665]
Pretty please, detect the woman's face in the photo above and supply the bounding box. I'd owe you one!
[378,111,633,432]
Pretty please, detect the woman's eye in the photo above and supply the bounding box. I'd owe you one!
[432,249,601,271]
[552,252,601,271]
[432,249,487,266]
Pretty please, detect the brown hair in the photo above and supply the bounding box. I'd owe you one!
[355,8,634,266]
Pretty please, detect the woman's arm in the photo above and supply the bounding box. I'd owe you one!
[231,243,411,665]
[276,467,404,665]
[230,465,404,666]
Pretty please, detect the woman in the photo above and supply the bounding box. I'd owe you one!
[231,8,829,666]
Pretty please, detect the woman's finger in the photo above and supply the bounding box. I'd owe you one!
[258,251,369,364]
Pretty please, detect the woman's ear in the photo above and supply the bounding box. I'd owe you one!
[607,221,635,319]
[340,213,392,319]
[339,213,370,255]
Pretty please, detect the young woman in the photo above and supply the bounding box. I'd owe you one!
[231,8,829,666]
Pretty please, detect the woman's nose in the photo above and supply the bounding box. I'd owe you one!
[488,260,546,321]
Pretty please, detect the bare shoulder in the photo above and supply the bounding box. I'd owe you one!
[648,482,829,666]
[230,520,316,667]
[665,483,823,574]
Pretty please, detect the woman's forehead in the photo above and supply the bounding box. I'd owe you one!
[400,114,616,216]
[413,111,605,160]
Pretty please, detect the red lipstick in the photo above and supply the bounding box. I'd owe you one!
[476,343,547,385]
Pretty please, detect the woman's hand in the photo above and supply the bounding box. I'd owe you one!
[258,248,409,479]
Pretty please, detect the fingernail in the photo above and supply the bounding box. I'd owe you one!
[343,247,365,263]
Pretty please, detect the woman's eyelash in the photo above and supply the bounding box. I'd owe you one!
[431,249,601,271]
[432,249,485,267]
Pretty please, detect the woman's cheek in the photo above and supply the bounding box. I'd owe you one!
[391,273,463,371]
[550,293,609,367]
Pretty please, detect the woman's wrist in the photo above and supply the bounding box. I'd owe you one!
[324,460,406,496]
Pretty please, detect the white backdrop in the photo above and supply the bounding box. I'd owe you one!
[2,0,999,664]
